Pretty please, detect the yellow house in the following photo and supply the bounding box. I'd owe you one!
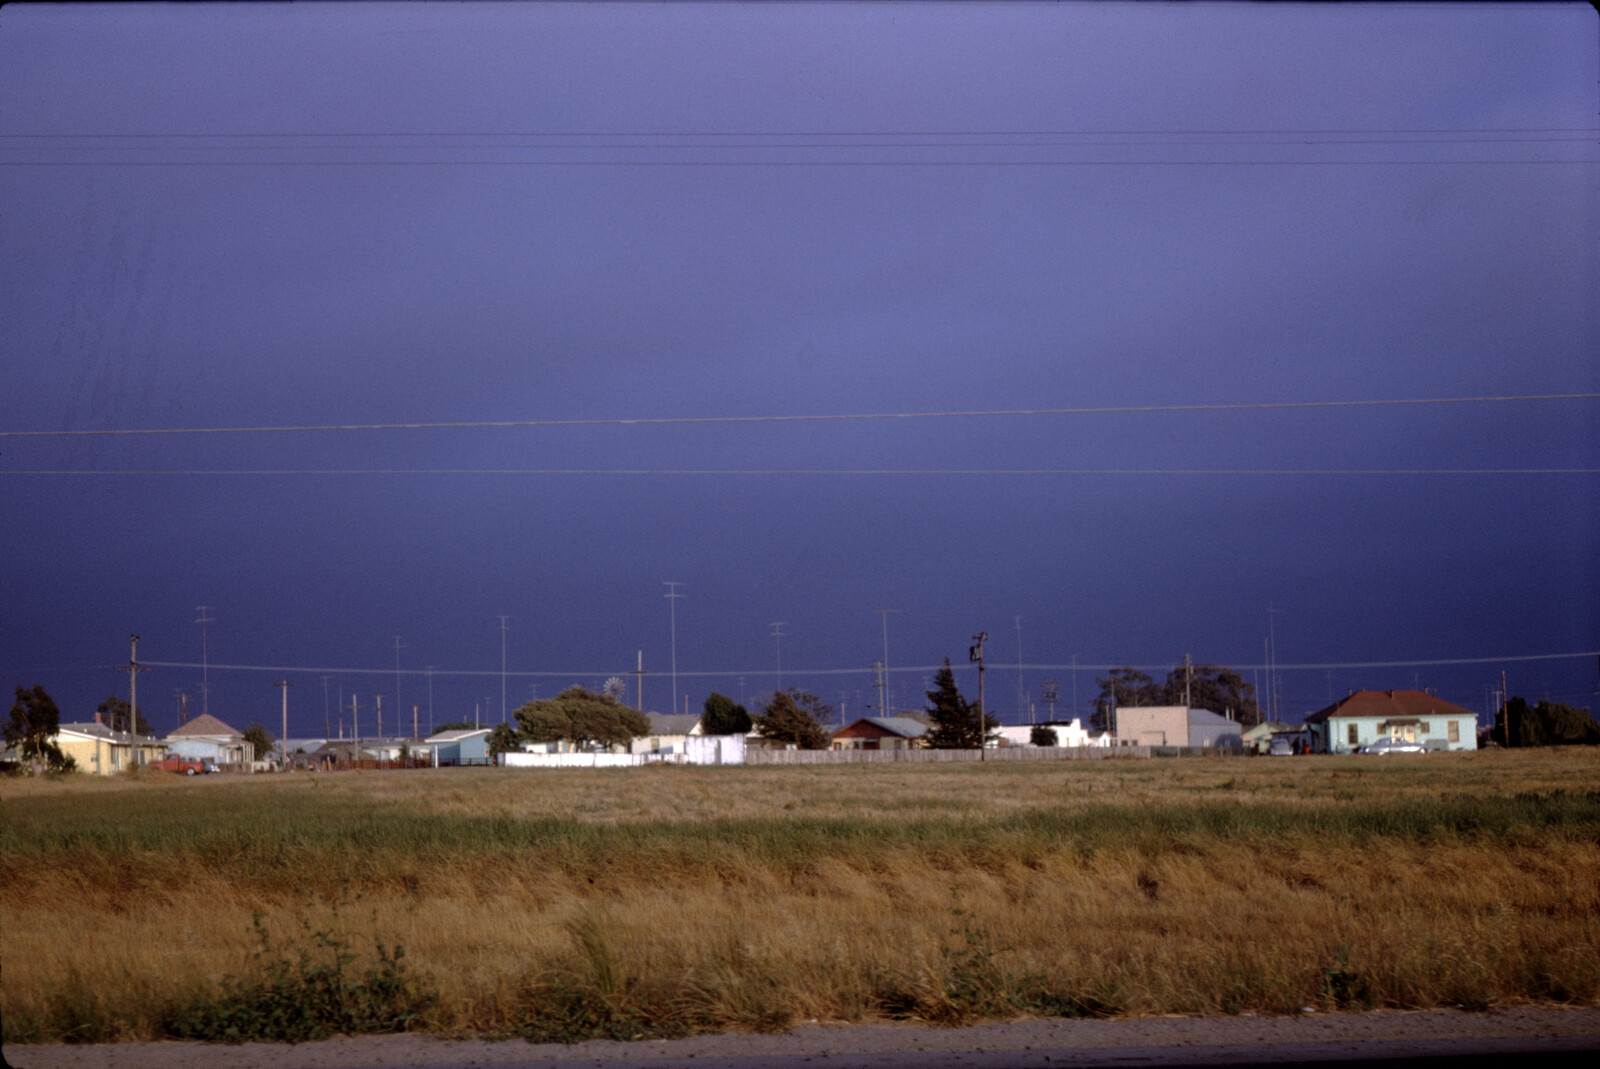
[56,722,164,775]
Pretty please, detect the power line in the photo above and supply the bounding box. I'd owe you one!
[4,393,1594,438]
[6,158,1593,168]
[8,467,1596,477]
[137,650,1599,678]
[6,126,1593,137]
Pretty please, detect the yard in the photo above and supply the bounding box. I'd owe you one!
[3,749,1597,1044]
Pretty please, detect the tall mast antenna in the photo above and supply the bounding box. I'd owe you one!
[664,583,685,714]
[195,606,214,718]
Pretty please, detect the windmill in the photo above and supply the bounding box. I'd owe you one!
[602,677,627,701]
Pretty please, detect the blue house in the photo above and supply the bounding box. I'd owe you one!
[1304,689,1478,753]
[428,727,493,765]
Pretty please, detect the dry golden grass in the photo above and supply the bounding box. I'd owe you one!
[4,749,1598,1042]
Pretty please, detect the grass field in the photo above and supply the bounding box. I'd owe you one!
[3,749,1598,1043]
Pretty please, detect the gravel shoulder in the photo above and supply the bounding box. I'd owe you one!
[9,1006,1600,1069]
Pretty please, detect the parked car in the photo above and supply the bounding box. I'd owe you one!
[202,760,222,774]
[1358,736,1427,755]
[1267,736,1294,756]
[155,755,208,775]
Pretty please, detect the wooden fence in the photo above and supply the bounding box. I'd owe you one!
[745,745,1151,765]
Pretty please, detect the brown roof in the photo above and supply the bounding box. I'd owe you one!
[1303,689,1475,725]
[166,713,242,738]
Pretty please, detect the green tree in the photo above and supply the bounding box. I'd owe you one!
[487,722,519,757]
[95,695,152,736]
[514,687,649,750]
[1504,698,1600,747]
[924,659,997,749]
[4,685,74,773]
[1030,724,1059,747]
[755,689,831,749]
[1091,667,1158,732]
[701,691,753,736]
[242,723,275,763]
[1155,664,1261,726]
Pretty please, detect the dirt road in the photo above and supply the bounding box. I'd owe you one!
[8,1006,1600,1069]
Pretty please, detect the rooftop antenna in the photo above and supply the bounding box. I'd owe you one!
[195,606,214,718]
[664,583,685,715]
[770,622,788,690]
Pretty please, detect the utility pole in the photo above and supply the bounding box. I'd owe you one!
[393,636,405,723]
[1184,653,1193,709]
[1501,669,1510,747]
[118,635,148,766]
[320,675,332,739]
[350,694,362,753]
[872,660,886,716]
[195,606,214,719]
[375,694,383,742]
[1267,606,1279,720]
[1014,616,1025,723]
[497,616,509,725]
[274,681,293,769]
[425,666,436,735]
[412,704,419,741]
[771,622,788,690]
[969,632,988,759]
[1042,680,1059,722]
[628,650,647,712]
[664,583,684,715]
[873,609,900,713]
[175,689,190,728]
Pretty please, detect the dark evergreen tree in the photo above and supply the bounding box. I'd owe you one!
[4,685,73,773]
[924,659,997,748]
[701,691,753,735]
[755,689,831,749]
[1030,724,1059,747]
[96,695,151,735]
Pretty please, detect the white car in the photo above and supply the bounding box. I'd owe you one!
[1358,736,1427,755]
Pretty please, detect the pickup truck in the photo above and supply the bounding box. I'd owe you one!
[156,755,211,775]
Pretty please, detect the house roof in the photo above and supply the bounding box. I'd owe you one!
[58,722,161,746]
[166,713,242,739]
[427,728,491,742]
[833,716,930,740]
[643,713,702,736]
[1303,689,1476,725]
[1186,708,1239,726]
[1241,721,1304,739]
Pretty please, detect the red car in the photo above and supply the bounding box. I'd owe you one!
[155,755,209,775]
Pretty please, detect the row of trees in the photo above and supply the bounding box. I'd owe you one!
[1497,698,1600,747]
[1092,664,1261,730]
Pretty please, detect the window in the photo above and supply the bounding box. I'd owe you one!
[1448,721,1460,743]
[1420,721,1431,734]
[1347,723,1359,745]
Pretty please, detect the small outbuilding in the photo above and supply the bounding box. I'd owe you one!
[428,727,493,765]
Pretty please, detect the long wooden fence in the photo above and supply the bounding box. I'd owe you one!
[745,745,1151,765]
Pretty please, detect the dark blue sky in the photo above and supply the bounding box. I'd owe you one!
[3,3,1596,737]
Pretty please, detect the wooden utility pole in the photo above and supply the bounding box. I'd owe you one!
[118,635,149,768]
[970,632,988,760]
[629,650,647,712]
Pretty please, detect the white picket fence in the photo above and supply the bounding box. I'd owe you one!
[745,745,1149,765]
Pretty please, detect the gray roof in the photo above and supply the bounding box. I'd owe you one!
[1186,708,1239,726]
[59,722,162,746]
[862,716,929,738]
[644,713,701,735]
[427,728,492,742]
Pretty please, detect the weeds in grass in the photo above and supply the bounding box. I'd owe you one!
[165,907,432,1043]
